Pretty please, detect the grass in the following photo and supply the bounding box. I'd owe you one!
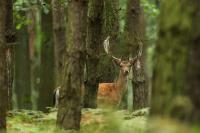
[6,107,200,133]
[7,108,148,133]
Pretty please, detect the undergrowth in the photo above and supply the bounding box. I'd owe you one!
[7,108,148,133]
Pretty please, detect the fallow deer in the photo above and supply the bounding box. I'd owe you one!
[97,36,140,106]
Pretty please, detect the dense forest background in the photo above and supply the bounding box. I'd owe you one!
[0,0,200,132]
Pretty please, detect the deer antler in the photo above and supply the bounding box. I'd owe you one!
[103,36,110,55]
[103,36,121,62]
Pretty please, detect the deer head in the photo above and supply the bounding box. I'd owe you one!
[103,36,139,76]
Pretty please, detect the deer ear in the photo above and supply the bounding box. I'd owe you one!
[113,58,121,66]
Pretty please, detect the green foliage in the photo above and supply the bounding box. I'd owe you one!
[192,125,200,133]
[60,0,68,7]
[148,117,200,133]
[7,108,147,133]
[41,4,50,14]
[13,0,51,30]
[5,109,200,133]
[14,11,32,30]
[119,0,127,32]
[14,0,32,30]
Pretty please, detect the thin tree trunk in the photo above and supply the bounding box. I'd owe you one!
[28,7,36,62]
[57,0,88,130]
[52,0,67,86]
[5,0,15,110]
[38,0,55,111]
[31,6,41,110]
[83,0,104,108]
[27,5,39,110]
[149,0,200,132]
[0,0,7,131]
[124,0,148,110]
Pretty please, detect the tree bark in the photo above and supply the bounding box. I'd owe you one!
[5,0,15,110]
[57,0,88,130]
[38,0,55,111]
[14,28,32,109]
[27,5,41,110]
[149,0,200,132]
[52,0,67,86]
[27,6,36,62]
[103,0,119,45]
[124,0,148,110]
[83,0,104,108]
[14,12,32,109]
[0,0,7,131]
[99,0,119,82]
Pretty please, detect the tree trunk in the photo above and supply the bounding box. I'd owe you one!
[27,6,36,62]
[27,5,40,110]
[124,0,148,110]
[14,24,32,109]
[5,0,15,110]
[14,9,31,109]
[38,1,55,111]
[149,0,200,132]
[83,0,104,108]
[103,0,119,46]
[57,0,88,130]
[52,0,67,86]
[99,0,119,82]
[0,0,7,131]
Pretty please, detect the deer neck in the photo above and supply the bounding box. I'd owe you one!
[115,70,127,92]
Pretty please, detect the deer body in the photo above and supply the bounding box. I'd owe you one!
[98,70,127,105]
[97,60,134,105]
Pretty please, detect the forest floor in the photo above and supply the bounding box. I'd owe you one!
[7,107,149,133]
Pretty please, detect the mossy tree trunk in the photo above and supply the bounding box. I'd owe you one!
[27,6,39,110]
[83,0,104,108]
[149,0,200,132]
[99,0,119,82]
[0,0,7,131]
[5,0,15,110]
[38,0,55,111]
[124,0,148,110]
[52,0,66,86]
[14,12,32,109]
[103,0,119,46]
[57,0,88,130]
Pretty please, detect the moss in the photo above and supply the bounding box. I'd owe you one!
[148,117,191,133]
[151,0,200,127]
[161,0,193,32]
[151,0,195,117]
[7,109,148,133]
